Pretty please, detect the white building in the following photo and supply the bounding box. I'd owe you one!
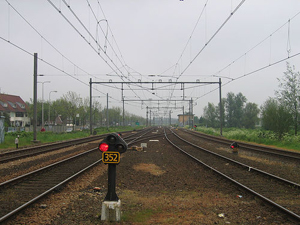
[0,94,30,127]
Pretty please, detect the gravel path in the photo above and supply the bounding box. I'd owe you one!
[2,132,296,224]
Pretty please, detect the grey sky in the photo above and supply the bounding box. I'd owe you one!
[1,0,300,118]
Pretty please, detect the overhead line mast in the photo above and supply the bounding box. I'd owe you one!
[89,79,223,135]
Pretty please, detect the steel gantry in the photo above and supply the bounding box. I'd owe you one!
[89,79,223,135]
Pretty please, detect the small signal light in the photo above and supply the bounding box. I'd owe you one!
[98,133,128,154]
[99,143,109,152]
[116,144,126,153]
[107,135,116,144]
[230,142,239,149]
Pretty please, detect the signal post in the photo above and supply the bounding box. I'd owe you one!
[98,133,127,222]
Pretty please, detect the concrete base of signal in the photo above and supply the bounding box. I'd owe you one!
[101,200,121,221]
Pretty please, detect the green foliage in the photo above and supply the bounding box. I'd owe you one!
[243,102,260,129]
[202,92,258,129]
[0,126,140,150]
[123,209,155,223]
[203,103,218,128]
[3,112,11,127]
[196,126,300,151]
[261,97,293,139]
[275,62,300,135]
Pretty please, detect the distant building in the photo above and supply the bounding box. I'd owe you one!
[177,113,194,126]
[0,94,30,127]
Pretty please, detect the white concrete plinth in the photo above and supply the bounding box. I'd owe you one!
[101,200,121,221]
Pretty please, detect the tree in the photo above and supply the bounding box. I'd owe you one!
[242,102,260,129]
[203,102,218,128]
[52,98,69,124]
[225,92,235,127]
[216,98,226,128]
[261,98,292,139]
[62,91,82,127]
[233,93,247,128]
[3,112,11,127]
[225,92,247,128]
[276,62,300,135]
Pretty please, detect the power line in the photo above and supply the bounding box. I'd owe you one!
[86,0,128,73]
[213,11,300,79]
[178,0,247,79]
[168,0,246,102]
[195,51,300,102]
[5,0,98,80]
[47,0,125,79]
[172,0,210,77]
[0,35,120,101]
[56,1,159,107]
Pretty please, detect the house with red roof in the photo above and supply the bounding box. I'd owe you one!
[0,94,30,127]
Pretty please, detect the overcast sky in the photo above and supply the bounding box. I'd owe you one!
[1,0,300,118]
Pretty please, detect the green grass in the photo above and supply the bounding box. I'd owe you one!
[122,208,156,223]
[0,126,144,150]
[195,126,300,152]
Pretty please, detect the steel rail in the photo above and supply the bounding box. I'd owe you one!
[164,128,300,221]
[172,129,300,188]
[0,148,102,223]
[0,129,148,164]
[0,135,105,164]
[0,128,156,223]
[181,128,300,160]
[0,158,102,223]
[126,127,156,145]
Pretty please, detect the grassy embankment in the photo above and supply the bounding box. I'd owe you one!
[0,126,143,150]
[195,126,300,152]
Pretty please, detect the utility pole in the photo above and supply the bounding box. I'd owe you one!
[33,53,38,142]
[107,93,109,130]
[146,106,148,127]
[39,81,50,129]
[188,99,191,129]
[48,90,57,127]
[122,83,124,126]
[191,98,194,129]
[90,78,93,135]
[219,78,223,136]
[182,106,184,127]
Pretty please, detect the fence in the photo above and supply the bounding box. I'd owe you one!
[0,117,4,144]
[5,125,86,134]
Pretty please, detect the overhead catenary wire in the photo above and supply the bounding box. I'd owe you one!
[195,51,300,102]
[86,0,128,74]
[49,0,154,107]
[167,0,246,106]
[47,0,125,80]
[84,0,157,104]
[177,0,247,79]
[0,35,125,103]
[172,0,210,78]
[4,0,98,80]
[213,11,300,79]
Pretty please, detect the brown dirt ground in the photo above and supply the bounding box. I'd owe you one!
[2,135,297,225]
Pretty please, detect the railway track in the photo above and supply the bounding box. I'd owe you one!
[0,128,156,223]
[165,128,300,222]
[0,135,104,164]
[0,128,151,164]
[0,149,102,223]
[180,128,300,161]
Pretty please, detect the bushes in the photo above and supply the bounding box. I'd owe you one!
[195,126,300,151]
[0,126,142,150]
